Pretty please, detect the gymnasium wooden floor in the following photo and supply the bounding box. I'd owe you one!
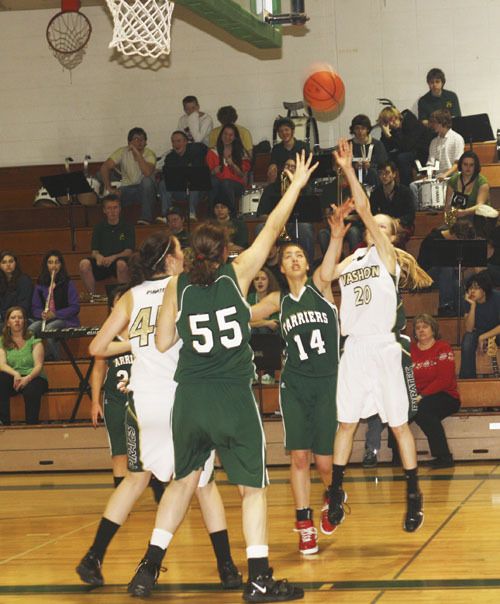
[1,463,500,603]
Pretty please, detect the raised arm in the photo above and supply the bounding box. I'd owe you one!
[314,199,354,298]
[250,291,281,322]
[334,139,396,274]
[89,293,132,357]
[233,151,317,295]
[155,276,179,353]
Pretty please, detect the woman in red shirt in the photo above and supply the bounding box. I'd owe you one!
[206,124,250,215]
[411,313,460,468]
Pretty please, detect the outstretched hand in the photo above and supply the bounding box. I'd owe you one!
[327,198,355,239]
[283,150,318,190]
[333,138,354,172]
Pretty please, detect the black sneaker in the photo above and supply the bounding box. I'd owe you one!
[327,488,347,526]
[127,558,162,597]
[243,568,304,602]
[404,492,424,532]
[430,455,454,469]
[218,559,243,589]
[76,550,104,586]
[362,450,377,468]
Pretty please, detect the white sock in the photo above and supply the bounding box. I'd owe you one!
[150,528,173,550]
[246,545,269,559]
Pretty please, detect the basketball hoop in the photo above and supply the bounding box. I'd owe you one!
[46,1,92,55]
[47,0,91,72]
[105,0,175,59]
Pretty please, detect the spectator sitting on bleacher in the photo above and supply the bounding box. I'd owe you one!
[165,207,190,249]
[100,127,157,226]
[30,250,80,361]
[411,313,460,469]
[79,195,135,298]
[0,251,33,330]
[209,105,253,157]
[0,306,48,426]
[206,124,251,215]
[211,200,248,256]
[370,161,415,246]
[417,68,461,127]
[247,267,280,334]
[267,118,309,183]
[158,130,207,222]
[349,114,387,189]
[445,151,490,225]
[460,270,500,379]
[418,219,476,317]
[178,95,213,146]
[257,157,315,265]
[378,105,431,186]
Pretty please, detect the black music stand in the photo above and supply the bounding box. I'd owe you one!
[312,152,335,179]
[452,114,494,144]
[41,171,92,251]
[426,239,487,344]
[164,166,211,227]
[289,194,323,243]
[250,333,282,414]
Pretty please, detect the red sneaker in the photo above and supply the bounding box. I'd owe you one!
[320,492,338,535]
[294,519,318,555]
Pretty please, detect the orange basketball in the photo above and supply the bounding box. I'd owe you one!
[303,69,345,112]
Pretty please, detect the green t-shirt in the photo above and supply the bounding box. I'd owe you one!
[91,219,135,257]
[0,335,47,379]
[280,279,339,378]
[448,173,489,207]
[104,352,133,405]
[175,263,254,383]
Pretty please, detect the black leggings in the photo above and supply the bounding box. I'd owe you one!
[413,392,460,458]
[388,391,460,458]
[0,371,48,425]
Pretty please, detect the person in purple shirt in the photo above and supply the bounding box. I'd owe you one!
[31,250,80,360]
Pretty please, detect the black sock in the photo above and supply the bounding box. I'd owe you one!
[296,507,312,522]
[331,464,346,491]
[209,529,231,567]
[145,543,167,567]
[248,557,269,580]
[404,468,418,495]
[113,476,124,488]
[149,476,166,504]
[90,517,121,561]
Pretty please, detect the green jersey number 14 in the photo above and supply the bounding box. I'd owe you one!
[293,329,326,361]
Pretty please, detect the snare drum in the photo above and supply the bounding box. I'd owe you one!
[239,186,263,216]
[416,179,447,211]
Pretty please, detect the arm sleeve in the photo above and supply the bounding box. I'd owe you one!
[452,92,461,118]
[206,149,219,171]
[54,281,80,322]
[125,223,136,251]
[187,113,213,143]
[419,342,457,396]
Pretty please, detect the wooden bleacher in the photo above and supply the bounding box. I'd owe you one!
[0,157,499,471]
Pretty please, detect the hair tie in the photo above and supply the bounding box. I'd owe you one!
[196,254,205,261]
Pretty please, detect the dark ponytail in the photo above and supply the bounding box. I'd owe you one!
[190,223,228,286]
[125,230,174,292]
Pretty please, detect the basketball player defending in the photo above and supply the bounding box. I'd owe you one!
[327,139,424,533]
[250,200,353,555]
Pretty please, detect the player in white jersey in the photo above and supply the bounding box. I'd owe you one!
[76,231,242,591]
[326,139,432,534]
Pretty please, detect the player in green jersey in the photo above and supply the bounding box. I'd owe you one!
[250,199,353,555]
[126,152,317,602]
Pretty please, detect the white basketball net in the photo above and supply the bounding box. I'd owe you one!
[105,0,174,59]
